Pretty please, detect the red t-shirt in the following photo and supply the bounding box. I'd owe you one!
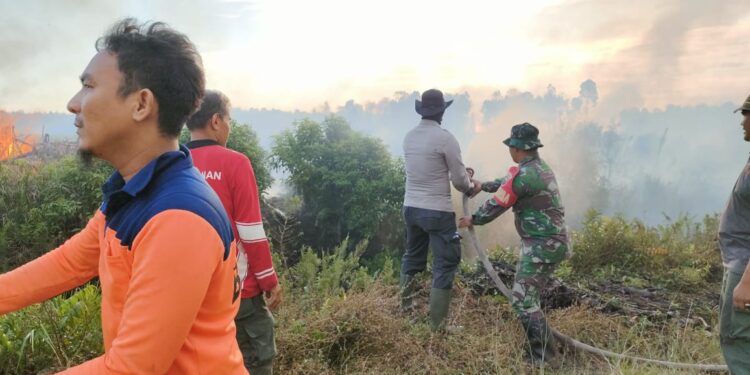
[188,140,278,298]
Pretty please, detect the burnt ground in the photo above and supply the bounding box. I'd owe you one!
[460,259,720,328]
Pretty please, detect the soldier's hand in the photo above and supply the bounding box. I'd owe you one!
[468,179,482,198]
[458,216,473,229]
[265,284,283,311]
[733,278,750,311]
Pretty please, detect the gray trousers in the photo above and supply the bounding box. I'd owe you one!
[401,206,462,290]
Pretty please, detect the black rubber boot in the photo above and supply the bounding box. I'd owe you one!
[399,273,418,312]
[520,315,560,368]
[429,288,452,332]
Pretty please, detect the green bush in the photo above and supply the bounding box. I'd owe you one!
[287,239,376,302]
[569,209,721,291]
[0,157,111,271]
[270,116,405,252]
[360,248,399,286]
[0,285,103,374]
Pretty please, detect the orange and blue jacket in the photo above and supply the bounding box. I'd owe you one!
[0,146,248,374]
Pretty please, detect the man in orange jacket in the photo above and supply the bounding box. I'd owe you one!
[187,90,282,375]
[0,19,247,374]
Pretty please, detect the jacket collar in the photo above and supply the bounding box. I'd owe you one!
[102,144,192,201]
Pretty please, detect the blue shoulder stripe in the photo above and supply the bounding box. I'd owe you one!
[102,147,234,260]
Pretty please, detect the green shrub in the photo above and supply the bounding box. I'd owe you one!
[0,157,111,271]
[270,116,405,252]
[0,285,103,374]
[569,209,721,291]
[360,248,399,285]
[288,238,374,302]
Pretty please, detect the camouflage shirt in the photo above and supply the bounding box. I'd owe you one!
[472,155,569,263]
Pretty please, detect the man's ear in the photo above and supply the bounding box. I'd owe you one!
[209,113,221,131]
[132,89,157,122]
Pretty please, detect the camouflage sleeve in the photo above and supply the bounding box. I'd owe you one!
[471,196,511,225]
[481,177,507,193]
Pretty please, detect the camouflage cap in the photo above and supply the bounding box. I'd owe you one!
[503,122,544,150]
[734,94,750,113]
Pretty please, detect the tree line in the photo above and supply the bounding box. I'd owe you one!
[0,115,404,272]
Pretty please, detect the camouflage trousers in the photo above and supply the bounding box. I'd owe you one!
[720,269,750,374]
[511,253,560,320]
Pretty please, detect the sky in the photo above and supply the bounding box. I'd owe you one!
[1,0,748,113]
[2,0,750,230]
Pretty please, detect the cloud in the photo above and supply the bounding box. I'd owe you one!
[525,0,750,110]
[0,0,257,112]
[532,0,653,44]
[2,0,749,113]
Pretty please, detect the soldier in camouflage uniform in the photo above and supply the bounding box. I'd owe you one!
[459,122,569,366]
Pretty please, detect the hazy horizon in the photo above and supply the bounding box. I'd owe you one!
[2,0,749,238]
[4,79,747,232]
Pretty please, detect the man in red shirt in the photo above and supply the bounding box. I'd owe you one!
[187,90,282,375]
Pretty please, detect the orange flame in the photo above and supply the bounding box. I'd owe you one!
[0,112,36,161]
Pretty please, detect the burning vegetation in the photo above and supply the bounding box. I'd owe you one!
[0,112,35,161]
[0,112,79,161]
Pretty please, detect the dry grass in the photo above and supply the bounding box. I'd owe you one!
[274,279,723,374]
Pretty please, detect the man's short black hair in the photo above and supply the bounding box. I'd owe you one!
[96,18,205,137]
[186,90,231,131]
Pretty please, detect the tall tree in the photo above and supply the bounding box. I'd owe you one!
[271,116,404,251]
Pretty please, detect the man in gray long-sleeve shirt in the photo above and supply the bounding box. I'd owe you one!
[400,89,480,332]
[719,94,750,374]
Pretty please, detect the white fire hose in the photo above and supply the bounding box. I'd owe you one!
[461,194,728,372]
